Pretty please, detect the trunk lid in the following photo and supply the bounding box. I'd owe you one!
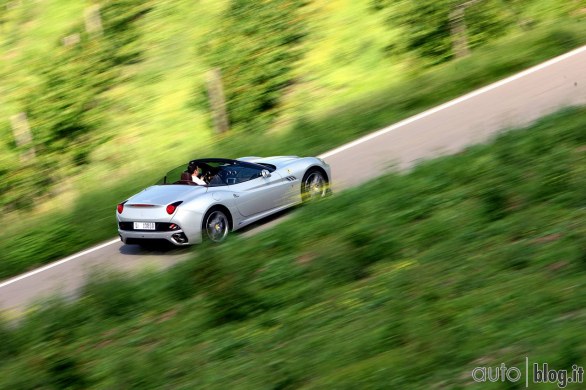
[122,185,205,221]
[128,185,205,205]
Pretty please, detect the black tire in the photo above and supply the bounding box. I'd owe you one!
[202,208,230,243]
[301,168,328,202]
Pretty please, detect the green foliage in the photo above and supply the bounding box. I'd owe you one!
[82,272,147,319]
[200,0,306,132]
[2,0,153,211]
[195,249,263,324]
[166,244,264,323]
[15,298,95,351]
[25,40,115,156]
[25,0,151,152]
[373,0,585,63]
[99,0,153,66]
[46,353,88,390]
[0,319,17,362]
[0,159,52,211]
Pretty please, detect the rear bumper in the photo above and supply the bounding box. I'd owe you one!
[117,208,205,246]
[118,229,201,246]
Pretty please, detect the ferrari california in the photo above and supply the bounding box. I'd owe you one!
[116,156,331,245]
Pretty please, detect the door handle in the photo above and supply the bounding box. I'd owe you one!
[233,194,240,198]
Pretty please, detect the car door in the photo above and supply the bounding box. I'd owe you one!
[229,166,291,217]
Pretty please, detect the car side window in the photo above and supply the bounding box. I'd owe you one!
[233,166,263,184]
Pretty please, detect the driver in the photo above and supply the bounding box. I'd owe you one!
[188,164,207,185]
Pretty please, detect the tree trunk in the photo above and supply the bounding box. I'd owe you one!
[450,0,483,59]
[10,112,36,162]
[84,5,103,37]
[449,6,469,59]
[206,68,230,134]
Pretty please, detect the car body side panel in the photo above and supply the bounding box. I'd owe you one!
[230,172,292,217]
[172,190,239,244]
[170,208,205,244]
[268,157,332,199]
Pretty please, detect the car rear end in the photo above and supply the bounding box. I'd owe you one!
[117,202,192,245]
[116,185,206,246]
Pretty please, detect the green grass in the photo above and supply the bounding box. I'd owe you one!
[1,107,585,388]
[1,21,586,279]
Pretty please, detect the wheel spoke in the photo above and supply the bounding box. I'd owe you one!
[303,171,326,201]
[206,211,228,242]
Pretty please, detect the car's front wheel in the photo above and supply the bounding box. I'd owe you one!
[301,168,328,202]
[203,208,230,243]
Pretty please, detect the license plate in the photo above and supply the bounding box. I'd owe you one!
[134,222,156,230]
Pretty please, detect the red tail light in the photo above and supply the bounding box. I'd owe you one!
[117,203,124,214]
[166,201,183,215]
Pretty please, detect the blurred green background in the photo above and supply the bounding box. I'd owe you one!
[1,0,586,387]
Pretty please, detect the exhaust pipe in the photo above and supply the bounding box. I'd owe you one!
[172,233,188,244]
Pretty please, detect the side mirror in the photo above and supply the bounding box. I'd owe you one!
[261,169,271,178]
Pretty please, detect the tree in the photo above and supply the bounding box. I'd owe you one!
[449,0,482,58]
[373,0,585,64]
[23,0,152,161]
[201,0,306,133]
[373,0,515,63]
[2,0,153,210]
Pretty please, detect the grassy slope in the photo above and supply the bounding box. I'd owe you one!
[1,108,585,388]
[1,20,586,279]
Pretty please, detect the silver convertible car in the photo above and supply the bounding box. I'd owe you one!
[116,156,331,245]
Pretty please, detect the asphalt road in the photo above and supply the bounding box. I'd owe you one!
[1,46,586,315]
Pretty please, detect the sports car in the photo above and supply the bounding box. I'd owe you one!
[116,156,331,245]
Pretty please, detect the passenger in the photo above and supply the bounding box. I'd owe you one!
[188,164,207,185]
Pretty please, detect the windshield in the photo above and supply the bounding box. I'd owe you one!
[155,164,188,185]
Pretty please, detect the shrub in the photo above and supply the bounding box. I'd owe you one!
[82,272,145,319]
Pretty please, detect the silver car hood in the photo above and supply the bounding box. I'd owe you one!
[128,185,207,205]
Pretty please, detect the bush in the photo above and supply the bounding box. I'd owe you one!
[172,248,262,325]
[0,319,17,363]
[17,297,97,346]
[82,272,145,319]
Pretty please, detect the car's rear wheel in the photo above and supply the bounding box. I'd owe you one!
[203,208,230,243]
[301,168,328,202]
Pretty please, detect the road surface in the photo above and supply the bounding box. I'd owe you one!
[1,46,586,315]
